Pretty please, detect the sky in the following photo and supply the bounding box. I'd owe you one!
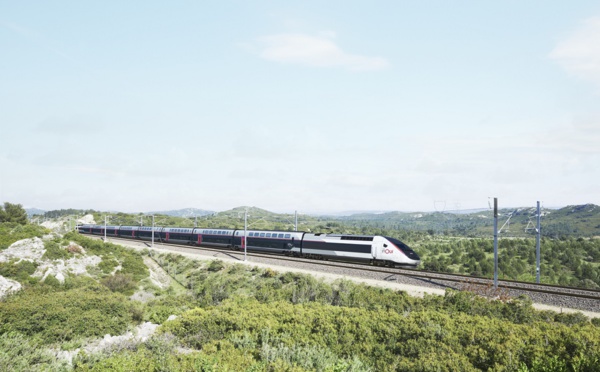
[1,1,599,214]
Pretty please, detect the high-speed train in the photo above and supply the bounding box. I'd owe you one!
[77,224,420,267]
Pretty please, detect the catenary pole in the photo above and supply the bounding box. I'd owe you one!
[295,210,297,231]
[493,198,498,288]
[536,201,541,283]
[151,215,155,249]
[104,215,107,242]
[244,209,247,261]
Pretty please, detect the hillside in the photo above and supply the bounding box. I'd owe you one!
[1,220,599,370]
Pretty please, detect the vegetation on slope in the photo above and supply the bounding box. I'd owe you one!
[77,253,600,371]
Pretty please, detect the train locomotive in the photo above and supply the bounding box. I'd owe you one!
[77,224,420,267]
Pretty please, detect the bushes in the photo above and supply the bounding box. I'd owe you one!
[206,259,225,272]
[0,332,68,371]
[0,283,137,344]
[0,223,49,250]
[101,273,137,295]
[43,237,72,260]
[72,335,257,371]
[64,232,149,282]
[0,259,38,283]
[98,257,119,274]
[144,295,195,324]
[162,298,600,371]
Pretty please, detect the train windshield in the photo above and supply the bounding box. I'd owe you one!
[386,237,420,260]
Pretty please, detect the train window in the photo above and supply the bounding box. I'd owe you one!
[260,233,265,237]
[285,234,291,238]
[278,234,284,238]
[266,233,271,237]
[249,232,253,237]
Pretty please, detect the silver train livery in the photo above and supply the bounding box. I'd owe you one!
[78,224,420,267]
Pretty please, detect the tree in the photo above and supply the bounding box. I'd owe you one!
[0,202,28,225]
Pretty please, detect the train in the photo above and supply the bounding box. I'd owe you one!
[77,224,421,267]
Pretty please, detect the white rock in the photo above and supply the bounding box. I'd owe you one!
[0,237,46,263]
[0,275,22,297]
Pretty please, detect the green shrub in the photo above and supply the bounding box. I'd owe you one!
[101,273,137,295]
[162,298,600,371]
[43,274,61,288]
[42,238,71,260]
[554,311,590,326]
[0,283,137,344]
[0,223,49,250]
[144,295,194,324]
[63,232,149,284]
[72,334,255,371]
[120,252,149,281]
[98,257,119,274]
[207,260,225,272]
[0,259,38,282]
[262,268,277,278]
[0,332,68,371]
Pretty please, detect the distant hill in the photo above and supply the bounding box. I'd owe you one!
[24,204,600,238]
[337,204,600,238]
[147,208,214,218]
[25,208,46,217]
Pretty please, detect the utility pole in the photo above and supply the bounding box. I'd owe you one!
[294,210,298,231]
[194,215,197,228]
[151,215,155,249]
[244,209,247,261]
[536,201,541,283]
[104,215,108,242]
[493,198,498,288]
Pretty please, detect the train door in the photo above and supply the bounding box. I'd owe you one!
[372,239,384,259]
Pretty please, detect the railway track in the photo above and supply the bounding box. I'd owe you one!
[95,236,600,311]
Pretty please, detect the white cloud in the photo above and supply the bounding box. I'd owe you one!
[550,16,600,86]
[257,32,390,71]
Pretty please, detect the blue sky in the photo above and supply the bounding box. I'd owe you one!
[1,1,599,213]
